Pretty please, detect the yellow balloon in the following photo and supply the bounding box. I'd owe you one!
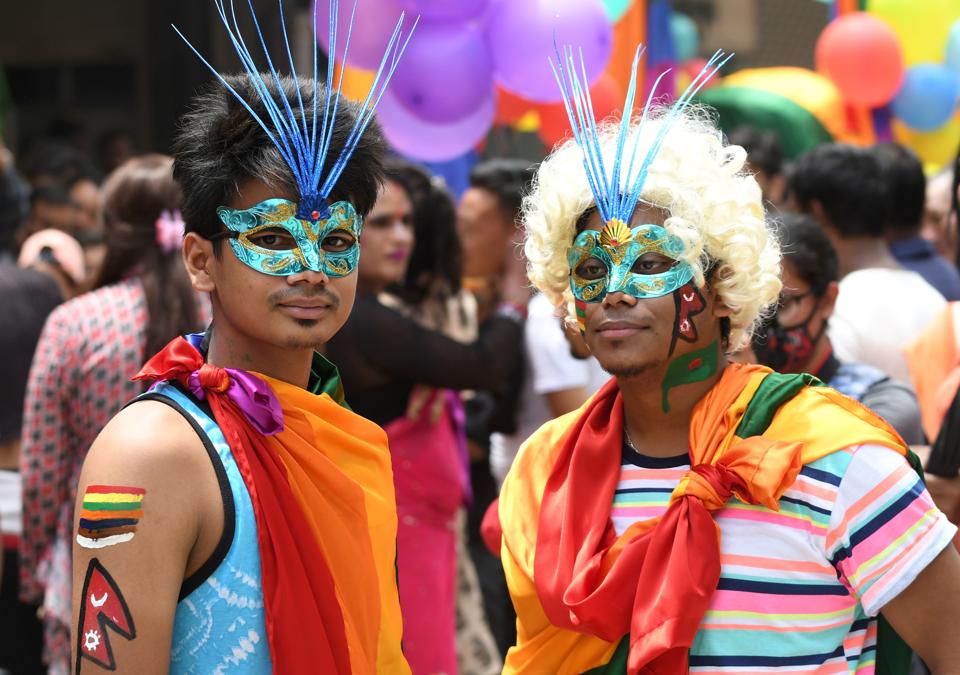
[868,0,954,65]
[893,116,960,169]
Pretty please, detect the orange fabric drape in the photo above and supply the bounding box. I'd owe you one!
[258,374,410,675]
[903,303,960,442]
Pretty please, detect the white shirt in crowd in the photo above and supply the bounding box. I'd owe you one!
[830,268,945,383]
[490,294,608,485]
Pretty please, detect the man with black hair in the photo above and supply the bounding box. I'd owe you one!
[788,143,944,382]
[874,142,960,300]
[727,126,785,207]
[69,64,411,675]
[752,214,923,443]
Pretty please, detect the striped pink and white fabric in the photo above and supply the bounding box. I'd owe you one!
[611,442,955,672]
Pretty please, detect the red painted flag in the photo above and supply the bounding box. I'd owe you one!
[76,558,136,673]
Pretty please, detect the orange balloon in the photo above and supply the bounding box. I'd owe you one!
[495,86,537,127]
[536,74,623,148]
[333,63,376,104]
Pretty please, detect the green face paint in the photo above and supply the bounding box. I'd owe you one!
[661,339,719,413]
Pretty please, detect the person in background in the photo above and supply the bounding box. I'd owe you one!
[923,168,958,262]
[325,159,528,674]
[0,137,28,260]
[874,143,960,301]
[727,126,785,208]
[96,129,135,176]
[19,155,202,672]
[788,143,945,382]
[752,213,924,444]
[0,231,82,675]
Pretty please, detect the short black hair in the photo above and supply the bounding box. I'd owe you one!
[468,158,535,223]
[871,142,925,236]
[787,143,886,238]
[728,126,783,177]
[172,73,387,242]
[775,212,838,295]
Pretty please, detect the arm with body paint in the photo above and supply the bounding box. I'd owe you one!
[71,400,222,674]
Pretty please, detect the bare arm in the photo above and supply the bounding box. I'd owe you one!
[881,545,960,673]
[544,387,589,418]
[71,400,220,674]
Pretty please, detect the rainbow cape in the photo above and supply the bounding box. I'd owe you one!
[497,364,912,673]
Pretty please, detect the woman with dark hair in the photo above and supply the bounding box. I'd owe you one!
[326,158,525,675]
[19,154,204,672]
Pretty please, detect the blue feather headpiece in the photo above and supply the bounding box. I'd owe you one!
[549,45,732,227]
[174,0,417,223]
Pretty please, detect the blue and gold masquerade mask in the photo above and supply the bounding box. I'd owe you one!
[212,198,361,277]
[550,43,730,301]
[175,0,416,276]
[569,220,693,303]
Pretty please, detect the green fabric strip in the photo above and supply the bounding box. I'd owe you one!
[308,351,350,410]
[734,371,823,439]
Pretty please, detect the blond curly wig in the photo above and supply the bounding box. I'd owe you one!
[522,108,782,350]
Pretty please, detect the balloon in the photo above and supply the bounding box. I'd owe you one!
[601,0,632,22]
[495,86,537,127]
[389,20,493,124]
[377,88,495,162]
[487,0,613,103]
[814,12,903,107]
[868,0,954,66]
[396,0,488,21]
[536,74,622,147]
[670,13,699,62]
[893,115,960,167]
[333,63,375,103]
[946,20,960,75]
[891,65,960,132]
[315,0,408,71]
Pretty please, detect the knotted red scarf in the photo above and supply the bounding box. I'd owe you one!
[533,368,805,674]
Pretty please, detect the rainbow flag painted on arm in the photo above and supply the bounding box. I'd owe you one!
[76,485,146,549]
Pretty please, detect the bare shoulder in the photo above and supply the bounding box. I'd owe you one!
[84,399,209,481]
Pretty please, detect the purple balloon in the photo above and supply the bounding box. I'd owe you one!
[487,0,612,103]
[377,88,495,162]
[315,0,409,71]
[390,20,494,124]
[396,0,489,21]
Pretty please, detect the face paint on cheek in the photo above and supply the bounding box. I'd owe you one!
[661,339,719,413]
[76,485,146,550]
[77,558,136,671]
[668,282,706,357]
[575,299,587,334]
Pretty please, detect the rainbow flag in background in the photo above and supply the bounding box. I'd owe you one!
[76,485,146,549]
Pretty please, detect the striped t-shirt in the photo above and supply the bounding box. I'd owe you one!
[611,442,956,672]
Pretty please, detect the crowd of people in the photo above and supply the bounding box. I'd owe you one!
[4,5,960,675]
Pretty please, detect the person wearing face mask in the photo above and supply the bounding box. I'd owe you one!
[752,213,924,444]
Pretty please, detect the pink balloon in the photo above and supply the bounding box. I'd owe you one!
[390,20,494,124]
[376,88,495,162]
[487,0,612,103]
[396,0,489,21]
[315,0,409,72]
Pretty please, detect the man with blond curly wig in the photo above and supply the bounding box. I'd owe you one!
[493,46,960,675]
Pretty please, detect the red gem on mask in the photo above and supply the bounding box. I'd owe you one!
[688,357,703,370]
[609,239,619,246]
[311,210,320,220]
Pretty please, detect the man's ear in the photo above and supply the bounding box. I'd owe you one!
[819,280,839,319]
[183,233,216,293]
[705,281,733,319]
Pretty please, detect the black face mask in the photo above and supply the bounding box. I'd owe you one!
[752,303,824,373]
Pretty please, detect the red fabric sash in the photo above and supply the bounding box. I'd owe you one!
[532,374,796,674]
[135,337,351,674]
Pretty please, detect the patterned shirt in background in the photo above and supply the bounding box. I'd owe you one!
[611,442,956,672]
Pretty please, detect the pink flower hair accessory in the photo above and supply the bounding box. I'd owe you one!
[156,209,185,253]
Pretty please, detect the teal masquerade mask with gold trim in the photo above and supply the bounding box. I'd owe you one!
[212,198,361,277]
[569,220,693,303]
[550,42,730,302]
